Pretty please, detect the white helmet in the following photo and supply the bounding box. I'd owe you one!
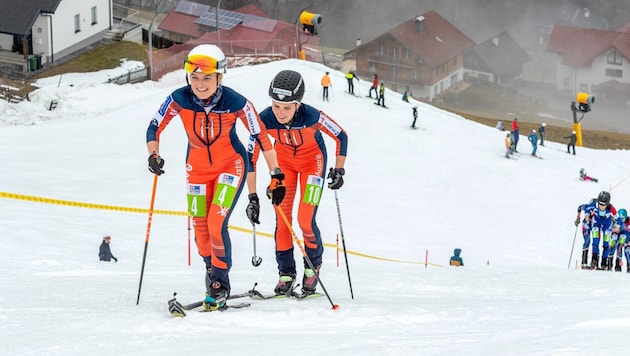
[185,44,227,74]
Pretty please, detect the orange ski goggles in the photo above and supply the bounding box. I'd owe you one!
[184,54,226,74]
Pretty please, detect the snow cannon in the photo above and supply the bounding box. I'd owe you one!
[300,11,322,35]
[576,91,595,113]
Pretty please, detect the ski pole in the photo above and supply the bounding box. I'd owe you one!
[136,174,158,305]
[567,223,579,269]
[333,190,354,299]
[275,206,339,309]
[251,223,262,266]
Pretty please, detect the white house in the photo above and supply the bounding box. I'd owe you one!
[0,0,112,72]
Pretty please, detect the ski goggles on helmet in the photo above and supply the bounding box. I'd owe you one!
[184,54,226,74]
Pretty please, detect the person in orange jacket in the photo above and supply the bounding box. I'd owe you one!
[145,44,284,311]
[246,70,348,296]
[320,71,331,102]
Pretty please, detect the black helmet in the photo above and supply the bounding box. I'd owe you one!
[269,70,305,103]
[597,191,610,205]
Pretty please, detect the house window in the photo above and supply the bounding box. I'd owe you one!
[390,47,398,58]
[391,65,396,77]
[405,49,410,58]
[378,46,384,56]
[74,14,81,33]
[607,50,622,65]
[369,62,376,72]
[91,6,98,25]
[605,68,622,78]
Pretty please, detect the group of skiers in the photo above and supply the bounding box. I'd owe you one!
[499,118,579,158]
[575,191,630,271]
[145,45,348,312]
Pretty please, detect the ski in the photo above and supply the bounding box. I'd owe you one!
[373,102,389,109]
[343,91,361,98]
[168,290,256,317]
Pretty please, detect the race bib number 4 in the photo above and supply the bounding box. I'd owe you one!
[212,173,241,209]
[187,184,207,217]
[303,175,324,206]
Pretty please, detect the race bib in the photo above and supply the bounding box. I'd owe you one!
[187,184,207,217]
[302,175,324,206]
[211,173,240,209]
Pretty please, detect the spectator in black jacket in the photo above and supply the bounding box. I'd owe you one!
[565,130,577,155]
[99,235,118,262]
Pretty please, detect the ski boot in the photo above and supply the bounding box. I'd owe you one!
[615,258,622,272]
[599,256,607,271]
[590,254,599,270]
[581,250,590,269]
[301,265,321,296]
[203,281,229,312]
[274,272,297,296]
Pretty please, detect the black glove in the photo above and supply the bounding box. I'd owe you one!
[246,193,260,224]
[266,173,286,206]
[148,153,165,175]
[113,257,118,263]
[327,167,345,190]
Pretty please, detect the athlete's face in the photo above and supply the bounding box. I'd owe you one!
[271,101,300,125]
[189,72,221,100]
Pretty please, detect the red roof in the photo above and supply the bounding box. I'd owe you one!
[546,24,630,66]
[383,10,474,68]
[159,10,207,38]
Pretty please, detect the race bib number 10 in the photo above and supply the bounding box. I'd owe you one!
[212,173,240,209]
[187,184,207,217]
[303,175,324,206]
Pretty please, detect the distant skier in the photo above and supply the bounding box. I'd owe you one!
[449,248,464,266]
[496,121,505,131]
[504,132,512,158]
[612,222,630,272]
[527,129,538,157]
[511,118,519,152]
[565,130,577,155]
[377,82,385,107]
[320,71,331,102]
[579,168,598,182]
[345,70,358,94]
[99,235,118,262]
[411,106,418,129]
[538,122,546,146]
[585,191,616,270]
[368,74,379,99]
[575,198,596,269]
[402,91,410,102]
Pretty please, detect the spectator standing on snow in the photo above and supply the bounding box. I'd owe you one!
[496,121,505,131]
[538,123,546,146]
[449,248,464,266]
[527,129,538,157]
[345,70,358,95]
[368,74,379,99]
[565,131,577,155]
[99,235,118,262]
[504,132,512,158]
[511,118,520,152]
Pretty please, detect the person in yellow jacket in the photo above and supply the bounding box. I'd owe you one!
[345,70,358,94]
[321,71,331,101]
[504,132,512,158]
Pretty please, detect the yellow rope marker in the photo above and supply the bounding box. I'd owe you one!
[1,191,442,267]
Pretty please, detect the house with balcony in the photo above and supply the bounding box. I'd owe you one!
[0,0,114,74]
[346,10,474,101]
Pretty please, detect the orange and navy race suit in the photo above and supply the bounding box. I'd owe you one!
[147,85,273,288]
[248,103,348,274]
